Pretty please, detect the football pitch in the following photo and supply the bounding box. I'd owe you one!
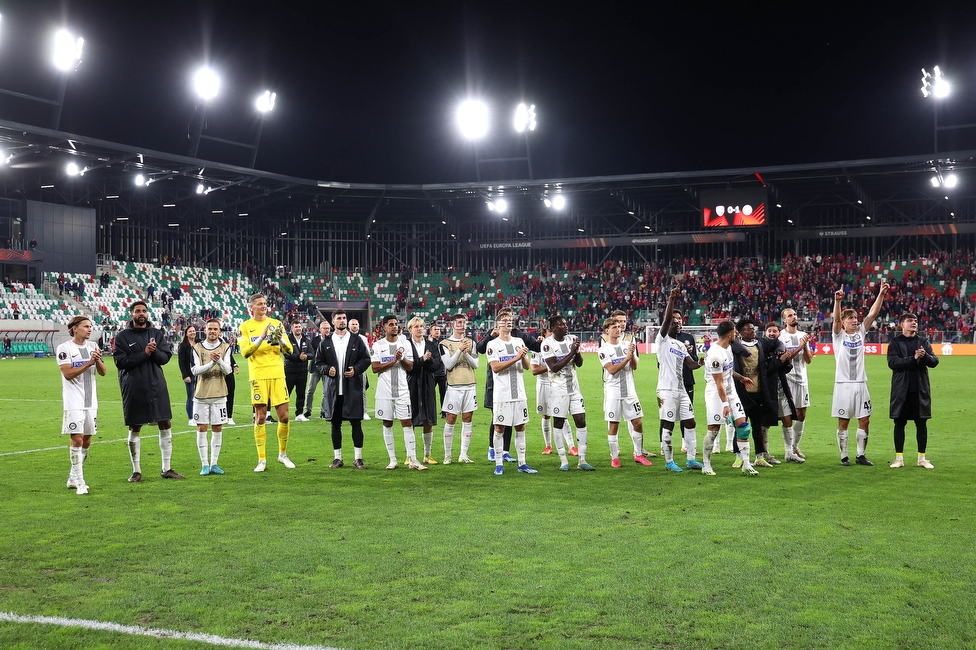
[1,353,974,649]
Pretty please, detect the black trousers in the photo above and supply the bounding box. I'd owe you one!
[285,370,308,415]
[225,372,236,418]
[894,391,928,453]
[330,394,364,449]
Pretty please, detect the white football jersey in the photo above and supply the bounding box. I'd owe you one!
[832,324,867,383]
[487,337,526,403]
[531,351,550,387]
[541,335,580,395]
[778,329,809,385]
[56,340,98,410]
[703,344,735,395]
[655,332,689,392]
[371,337,414,399]
[599,340,637,401]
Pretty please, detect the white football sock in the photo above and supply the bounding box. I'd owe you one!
[608,434,619,461]
[210,430,222,466]
[127,429,141,473]
[423,430,433,457]
[541,418,551,446]
[739,440,752,469]
[158,428,173,471]
[629,426,643,457]
[196,430,209,465]
[576,426,589,463]
[703,429,718,470]
[837,429,849,458]
[383,426,396,462]
[493,429,505,467]
[683,427,697,459]
[856,428,868,457]
[403,426,417,462]
[69,446,84,485]
[554,423,568,464]
[662,428,674,463]
[443,423,455,457]
[459,422,473,457]
[782,424,794,457]
[515,429,526,465]
[793,420,805,450]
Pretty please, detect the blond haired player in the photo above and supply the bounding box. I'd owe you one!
[599,317,652,468]
[238,293,296,472]
[192,318,233,475]
[831,282,889,467]
[58,316,106,495]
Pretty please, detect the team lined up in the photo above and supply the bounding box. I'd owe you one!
[55,279,940,493]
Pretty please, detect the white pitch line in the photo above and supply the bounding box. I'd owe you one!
[0,425,248,457]
[0,612,346,650]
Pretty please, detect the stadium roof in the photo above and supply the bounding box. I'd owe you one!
[1,116,974,242]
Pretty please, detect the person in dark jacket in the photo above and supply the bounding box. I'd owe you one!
[428,323,447,415]
[113,301,183,482]
[887,313,939,469]
[284,321,313,420]
[731,318,792,467]
[177,324,198,426]
[476,309,542,461]
[316,310,372,469]
[406,316,444,465]
[224,345,240,425]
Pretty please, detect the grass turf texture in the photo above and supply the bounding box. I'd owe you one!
[1,353,974,649]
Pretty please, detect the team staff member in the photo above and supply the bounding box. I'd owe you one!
[285,321,314,421]
[316,310,371,469]
[302,321,331,420]
[887,313,939,469]
[58,315,106,495]
[177,324,198,427]
[239,292,296,472]
[349,318,372,420]
[114,301,183,482]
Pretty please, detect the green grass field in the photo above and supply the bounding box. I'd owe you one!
[1,352,974,649]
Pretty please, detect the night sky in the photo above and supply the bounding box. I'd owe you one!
[3,1,976,184]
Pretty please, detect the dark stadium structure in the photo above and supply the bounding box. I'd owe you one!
[2,117,975,276]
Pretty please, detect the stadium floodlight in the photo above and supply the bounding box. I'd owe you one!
[493,198,508,213]
[930,176,941,187]
[457,99,489,139]
[921,66,949,99]
[134,174,145,186]
[514,103,537,133]
[65,162,80,176]
[52,29,84,72]
[551,194,566,210]
[944,174,958,188]
[255,90,276,114]
[196,183,205,194]
[193,67,220,101]
[543,198,552,208]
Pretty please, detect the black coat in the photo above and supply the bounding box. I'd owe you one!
[178,342,194,381]
[407,337,444,426]
[314,332,371,420]
[887,333,938,419]
[114,323,174,425]
[284,332,313,374]
[732,338,793,426]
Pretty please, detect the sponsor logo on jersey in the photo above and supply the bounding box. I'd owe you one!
[381,356,396,363]
[498,354,516,363]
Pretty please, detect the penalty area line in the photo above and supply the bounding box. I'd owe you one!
[0,612,347,650]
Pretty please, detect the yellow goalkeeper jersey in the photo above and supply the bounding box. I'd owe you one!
[238,317,292,380]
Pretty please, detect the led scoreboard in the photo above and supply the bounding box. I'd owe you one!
[700,188,767,228]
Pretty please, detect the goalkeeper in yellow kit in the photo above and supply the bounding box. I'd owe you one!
[238,293,296,472]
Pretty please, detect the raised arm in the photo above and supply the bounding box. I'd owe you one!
[861,282,890,333]
[659,286,680,338]
[832,289,844,336]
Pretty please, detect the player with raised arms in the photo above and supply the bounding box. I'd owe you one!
[655,286,704,472]
[831,282,889,467]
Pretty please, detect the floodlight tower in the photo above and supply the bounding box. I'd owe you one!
[0,26,83,130]
[457,99,489,180]
[188,67,220,157]
[921,66,949,153]
[51,29,84,129]
[249,90,276,167]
